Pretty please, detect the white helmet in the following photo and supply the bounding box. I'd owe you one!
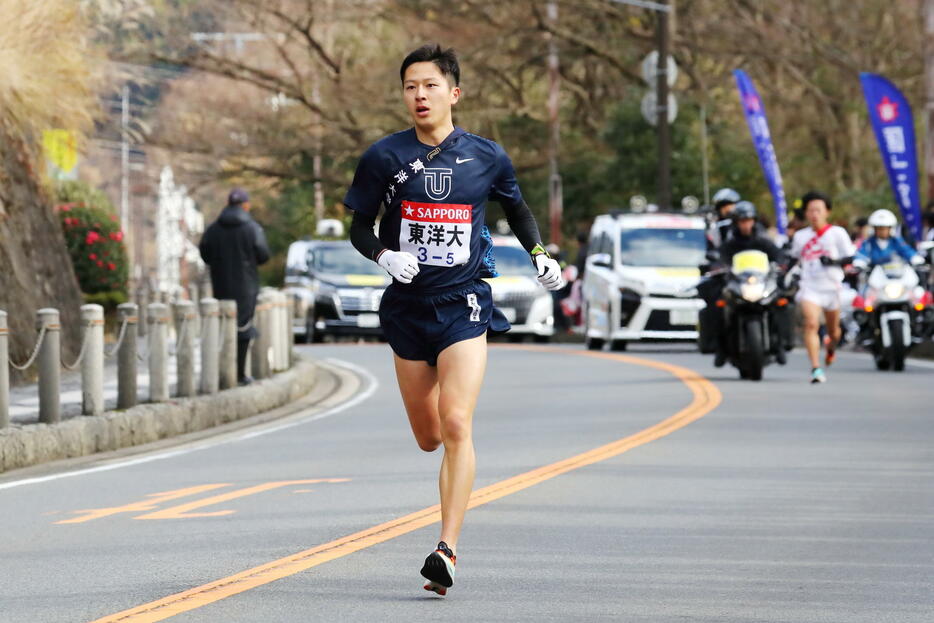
[712,188,741,207]
[868,209,897,228]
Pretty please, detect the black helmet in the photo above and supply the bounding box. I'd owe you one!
[732,200,757,221]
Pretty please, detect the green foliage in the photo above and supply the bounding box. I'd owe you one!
[55,181,129,295]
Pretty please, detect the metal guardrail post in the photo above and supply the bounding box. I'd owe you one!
[80,304,105,416]
[251,293,272,380]
[0,310,8,428]
[174,301,196,398]
[37,308,61,424]
[147,303,169,402]
[218,300,237,390]
[117,302,138,409]
[200,298,219,395]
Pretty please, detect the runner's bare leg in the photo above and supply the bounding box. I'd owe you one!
[435,334,487,553]
[823,308,841,350]
[393,356,442,452]
[801,300,822,369]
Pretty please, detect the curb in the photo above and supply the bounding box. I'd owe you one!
[0,357,318,473]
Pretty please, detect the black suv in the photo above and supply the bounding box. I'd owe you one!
[284,240,390,343]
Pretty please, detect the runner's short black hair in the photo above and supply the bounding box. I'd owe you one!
[400,44,460,86]
[800,190,832,212]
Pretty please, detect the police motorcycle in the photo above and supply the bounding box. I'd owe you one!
[852,258,933,371]
[714,250,791,380]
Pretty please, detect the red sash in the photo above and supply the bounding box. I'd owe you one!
[801,224,832,260]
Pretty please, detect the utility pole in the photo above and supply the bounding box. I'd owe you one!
[546,1,563,245]
[610,0,673,208]
[121,85,131,260]
[655,1,671,210]
[924,0,934,201]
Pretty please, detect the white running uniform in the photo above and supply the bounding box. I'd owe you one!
[790,225,855,310]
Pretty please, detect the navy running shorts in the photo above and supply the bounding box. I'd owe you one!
[378,280,510,366]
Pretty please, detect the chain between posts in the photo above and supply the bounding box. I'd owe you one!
[61,321,95,371]
[8,325,48,371]
[104,317,131,359]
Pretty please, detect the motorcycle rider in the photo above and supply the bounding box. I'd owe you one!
[719,201,785,265]
[707,188,741,250]
[853,209,924,269]
[852,209,926,346]
[704,201,788,366]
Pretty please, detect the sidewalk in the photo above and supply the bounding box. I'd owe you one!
[8,352,199,426]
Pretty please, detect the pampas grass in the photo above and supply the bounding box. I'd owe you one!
[0,0,101,139]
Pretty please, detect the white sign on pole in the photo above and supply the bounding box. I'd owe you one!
[641,91,678,126]
[640,51,678,87]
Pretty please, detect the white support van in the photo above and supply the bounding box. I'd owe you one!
[581,212,706,350]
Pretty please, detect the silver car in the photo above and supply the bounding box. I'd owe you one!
[487,238,555,342]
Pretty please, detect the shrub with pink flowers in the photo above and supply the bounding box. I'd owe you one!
[55,181,128,295]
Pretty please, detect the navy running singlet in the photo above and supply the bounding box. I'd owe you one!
[343,127,524,291]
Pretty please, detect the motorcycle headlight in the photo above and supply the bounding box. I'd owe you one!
[740,282,765,302]
[883,283,905,300]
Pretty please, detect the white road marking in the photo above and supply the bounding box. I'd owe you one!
[0,359,377,491]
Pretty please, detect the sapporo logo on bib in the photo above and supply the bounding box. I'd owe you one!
[400,201,471,267]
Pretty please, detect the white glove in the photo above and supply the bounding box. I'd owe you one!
[910,254,924,266]
[533,253,565,290]
[377,250,420,284]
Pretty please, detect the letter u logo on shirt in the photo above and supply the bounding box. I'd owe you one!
[424,168,453,200]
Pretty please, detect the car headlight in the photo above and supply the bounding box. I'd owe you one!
[883,283,905,300]
[740,282,765,302]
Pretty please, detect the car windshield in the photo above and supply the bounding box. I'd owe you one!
[311,245,383,275]
[619,228,706,267]
[493,245,537,277]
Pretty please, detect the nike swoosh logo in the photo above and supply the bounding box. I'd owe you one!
[455,157,474,164]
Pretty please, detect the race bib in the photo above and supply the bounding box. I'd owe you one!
[399,201,472,267]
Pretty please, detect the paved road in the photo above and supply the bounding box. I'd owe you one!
[1,343,932,622]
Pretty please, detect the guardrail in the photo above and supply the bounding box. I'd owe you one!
[0,290,293,428]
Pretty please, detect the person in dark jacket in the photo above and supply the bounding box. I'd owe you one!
[719,201,786,266]
[199,188,270,384]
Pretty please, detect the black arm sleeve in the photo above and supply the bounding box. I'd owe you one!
[350,210,386,262]
[501,200,543,254]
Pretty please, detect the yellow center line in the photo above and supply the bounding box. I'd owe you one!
[90,348,721,623]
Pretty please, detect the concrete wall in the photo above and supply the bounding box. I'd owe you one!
[0,357,317,473]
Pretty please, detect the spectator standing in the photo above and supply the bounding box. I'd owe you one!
[199,188,270,385]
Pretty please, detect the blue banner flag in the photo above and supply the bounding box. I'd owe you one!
[859,72,923,241]
[733,69,788,236]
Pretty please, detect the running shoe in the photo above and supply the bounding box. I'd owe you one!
[810,367,826,384]
[421,541,456,595]
[825,346,836,367]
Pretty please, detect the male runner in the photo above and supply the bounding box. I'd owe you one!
[344,44,564,595]
[789,191,855,383]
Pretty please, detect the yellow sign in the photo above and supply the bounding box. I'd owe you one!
[653,267,701,278]
[345,275,386,286]
[731,250,769,274]
[42,129,78,173]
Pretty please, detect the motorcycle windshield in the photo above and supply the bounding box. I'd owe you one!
[732,250,769,275]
